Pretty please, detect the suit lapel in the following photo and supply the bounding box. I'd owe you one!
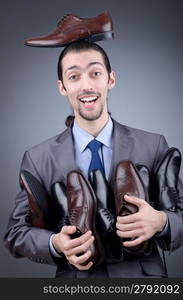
[56,126,77,183]
[109,120,134,186]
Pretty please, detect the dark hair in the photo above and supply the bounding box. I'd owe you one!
[57,40,111,81]
[65,115,75,127]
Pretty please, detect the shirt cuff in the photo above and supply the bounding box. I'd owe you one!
[49,234,63,258]
[155,217,169,237]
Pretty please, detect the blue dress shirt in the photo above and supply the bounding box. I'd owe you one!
[72,116,113,180]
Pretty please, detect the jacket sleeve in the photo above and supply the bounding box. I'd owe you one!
[3,151,63,266]
[152,135,183,252]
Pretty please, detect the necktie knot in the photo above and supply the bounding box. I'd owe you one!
[87,139,102,153]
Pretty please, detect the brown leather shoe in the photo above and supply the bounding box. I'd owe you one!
[114,161,151,255]
[24,11,113,47]
[67,170,104,265]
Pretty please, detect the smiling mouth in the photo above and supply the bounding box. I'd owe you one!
[78,95,99,104]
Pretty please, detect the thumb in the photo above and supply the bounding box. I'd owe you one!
[124,194,145,208]
[61,225,77,235]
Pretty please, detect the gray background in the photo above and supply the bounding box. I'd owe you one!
[1,0,183,277]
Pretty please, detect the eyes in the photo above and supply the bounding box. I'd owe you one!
[93,71,102,77]
[68,70,102,82]
[69,74,78,81]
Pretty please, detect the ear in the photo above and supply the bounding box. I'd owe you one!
[57,80,67,96]
[108,71,116,90]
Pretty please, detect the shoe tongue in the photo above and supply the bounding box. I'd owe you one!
[120,204,138,216]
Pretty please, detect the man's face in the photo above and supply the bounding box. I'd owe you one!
[57,50,115,122]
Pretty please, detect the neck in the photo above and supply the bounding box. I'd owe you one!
[75,114,109,137]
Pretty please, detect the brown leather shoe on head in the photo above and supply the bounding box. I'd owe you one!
[114,161,151,255]
[24,11,114,47]
[67,170,104,265]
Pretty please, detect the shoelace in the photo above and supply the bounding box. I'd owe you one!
[69,209,83,238]
[25,208,32,223]
[69,208,79,224]
[118,192,127,202]
[168,187,182,211]
[57,14,74,26]
[58,215,70,230]
[99,208,115,231]
[169,187,180,203]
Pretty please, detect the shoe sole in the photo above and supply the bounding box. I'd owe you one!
[20,170,50,228]
[24,31,114,47]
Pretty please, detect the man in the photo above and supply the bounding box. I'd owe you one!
[4,41,183,277]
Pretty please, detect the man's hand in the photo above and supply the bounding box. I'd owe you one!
[52,225,94,270]
[116,194,167,248]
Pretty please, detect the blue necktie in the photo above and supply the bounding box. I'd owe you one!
[87,139,105,176]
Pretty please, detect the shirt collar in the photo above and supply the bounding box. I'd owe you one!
[72,116,113,153]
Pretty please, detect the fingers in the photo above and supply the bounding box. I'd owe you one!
[65,235,94,256]
[123,236,145,248]
[73,259,93,271]
[117,214,139,224]
[116,228,142,239]
[61,225,77,235]
[116,195,148,224]
[116,195,143,224]
[65,237,94,271]
[59,229,95,270]
[116,219,150,241]
[64,231,93,250]
[116,221,139,231]
[67,250,93,269]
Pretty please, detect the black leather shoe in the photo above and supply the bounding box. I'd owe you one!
[51,181,70,232]
[89,169,123,262]
[114,161,152,255]
[154,147,182,211]
[20,170,51,229]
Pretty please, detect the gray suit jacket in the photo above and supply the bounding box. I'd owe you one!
[4,119,183,278]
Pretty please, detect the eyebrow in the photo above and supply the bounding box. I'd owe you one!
[64,61,104,74]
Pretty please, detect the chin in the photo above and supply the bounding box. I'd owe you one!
[81,113,103,121]
[79,108,104,121]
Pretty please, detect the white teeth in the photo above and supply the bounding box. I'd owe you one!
[80,96,97,102]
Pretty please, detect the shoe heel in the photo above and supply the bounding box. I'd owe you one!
[88,31,114,42]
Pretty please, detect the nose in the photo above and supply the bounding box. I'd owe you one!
[81,74,93,91]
